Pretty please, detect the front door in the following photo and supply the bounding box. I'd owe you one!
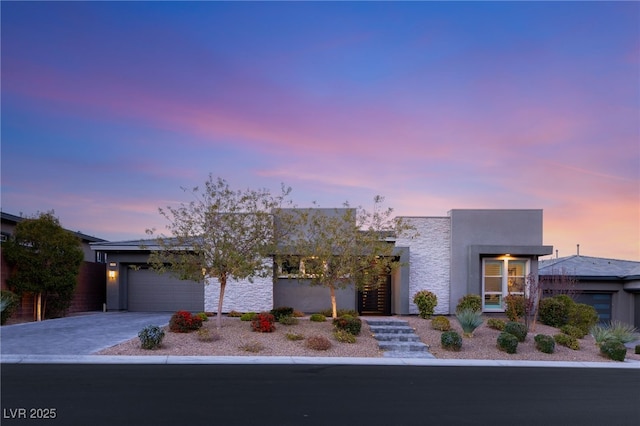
[358,274,391,316]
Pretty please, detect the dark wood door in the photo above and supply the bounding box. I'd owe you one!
[358,274,391,316]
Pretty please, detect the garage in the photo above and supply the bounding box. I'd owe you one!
[127,267,204,312]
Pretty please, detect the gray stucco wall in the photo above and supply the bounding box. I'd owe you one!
[273,279,356,313]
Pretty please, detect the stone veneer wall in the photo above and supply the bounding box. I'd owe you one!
[396,217,451,315]
[204,260,273,313]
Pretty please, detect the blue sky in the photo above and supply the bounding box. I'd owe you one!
[1,1,638,260]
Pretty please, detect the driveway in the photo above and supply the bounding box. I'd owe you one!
[0,312,171,355]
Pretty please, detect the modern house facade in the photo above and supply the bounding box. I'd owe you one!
[91,209,553,316]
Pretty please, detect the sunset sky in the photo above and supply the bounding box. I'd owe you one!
[1,1,638,260]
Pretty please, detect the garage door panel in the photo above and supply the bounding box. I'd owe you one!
[128,268,204,312]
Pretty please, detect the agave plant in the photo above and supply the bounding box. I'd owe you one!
[590,324,613,346]
[455,308,483,337]
[607,321,639,344]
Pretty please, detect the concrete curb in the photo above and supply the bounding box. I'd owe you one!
[2,354,640,368]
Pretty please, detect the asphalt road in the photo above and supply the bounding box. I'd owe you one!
[2,364,639,426]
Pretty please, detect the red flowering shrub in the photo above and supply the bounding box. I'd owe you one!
[169,311,204,333]
[251,312,276,333]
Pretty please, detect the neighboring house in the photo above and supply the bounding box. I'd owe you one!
[91,209,553,316]
[0,212,108,319]
[539,255,640,328]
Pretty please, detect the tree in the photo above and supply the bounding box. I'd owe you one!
[3,211,84,321]
[146,175,291,329]
[276,196,415,318]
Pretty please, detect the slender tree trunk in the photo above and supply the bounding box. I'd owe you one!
[216,274,226,329]
[330,285,337,319]
[36,292,42,322]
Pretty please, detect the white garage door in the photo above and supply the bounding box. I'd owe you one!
[127,268,204,312]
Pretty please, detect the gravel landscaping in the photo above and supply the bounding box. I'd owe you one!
[96,315,640,363]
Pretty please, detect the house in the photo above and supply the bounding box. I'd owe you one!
[539,255,640,328]
[1,212,108,319]
[91,209,553,316]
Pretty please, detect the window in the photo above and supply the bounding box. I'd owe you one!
[482,257,529,311]
[277,256,327,278]
[277,256,301,277]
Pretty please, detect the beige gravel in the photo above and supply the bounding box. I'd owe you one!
[96,315,640,362]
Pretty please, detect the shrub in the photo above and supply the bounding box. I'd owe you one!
[292,310,305,318]
[196,328,220,342]
[487,318,506,331]
[318,308,359,318]
[606,321,639,344]
[567,303,598,335]
[504,295,526,322]
[456,294,482,313]
[413,290,438,319]
[0,290,20,325]
[553,294,575,312]
[286,332,304,341]
[309,313,327,322]
[590,324,613,346]
[332,315,362,336]
[538,297,569,328]
[600,339,626,362]
[195,312,208,322]
[441,331,462,351]
[455,308,483,337]
[270,306,294,321]
[240,312,257,321]
[333,329,357,343]
[431,316,451,331]
[504,321,527,342]
[305,335,332,351]
[138,325,165,350]
[169,311,203,333]
[534,334,555,354]
[497,332,518,354]
[239,341,264,353]
[635,345,640,355]
[227,310,243,318]
[554,333,580,350]
[278,316,299,326]
[560,324,586,339]
[251,312,276,332]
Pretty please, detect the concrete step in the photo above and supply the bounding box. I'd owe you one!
[378,341,429,352]
[368,325,415,334]
[383,351,436,359]
[374,333,422,342]
[365,319,410,327]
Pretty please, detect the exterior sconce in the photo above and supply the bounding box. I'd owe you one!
[108,262,117,280]
[108,270,116,279]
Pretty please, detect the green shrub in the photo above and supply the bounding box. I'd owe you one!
[635,345,640,355]
[305,335,332,351]
[554,333,580,350]
[270,306,294,321]
[567,303,598,335]
[195,312,208,322]
[239,341,264,353]
[504,294,525,322]
[538,298,569,328]
[138,325,165,350]
[0,290,20,325]
[318,308,359,318]
[196,328,219,342]
[413,290,438,319]
[455,308,483,337]
[169,311,203,333]
[286,332,304,341]
[606,321,639,344]
[456,294,482,313]
[431,316,451,331]
[497,332,518,354]
[487,318,506,331]
[309,313,327,322]
[504,321,527,342]
[534,334,555,354]
[227,310,243,318]
[553,294,575,311]
[251,312,276,333]
[278,316,299,326]
[332,315,362,336]
[599,339,626,362]
[441,331,462,351]
[240,312,257,321]
[333,329,357,343]
[560,324,586,339]
[590,323,613,346]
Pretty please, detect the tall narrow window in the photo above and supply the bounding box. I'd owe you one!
[483,258,529,311]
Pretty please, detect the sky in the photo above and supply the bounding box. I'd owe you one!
[1,1,638,261]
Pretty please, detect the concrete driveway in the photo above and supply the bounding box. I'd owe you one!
[0,312,171,355]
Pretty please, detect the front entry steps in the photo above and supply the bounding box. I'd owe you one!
[365,318,435,359]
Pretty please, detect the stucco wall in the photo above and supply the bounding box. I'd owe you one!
[396,217,451,315]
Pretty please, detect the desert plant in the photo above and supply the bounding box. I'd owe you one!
[309,313,327,322]
[278,316,299,326]
[554,333,580,350]
[413,290,438,319]
[169,311,203,333]
[590,323,614,346]
[195,312,208,322]
[431,316,451,331]
[0,290,20,325]
[333,329,357,343]
[138,325,165,350]
[497,332,518,354]
[227,310,243,317]
[318,308,359,318]
[292,310,305,318]
[456,294,482,313]
[599,339,626,361]
[270,306,294,321]
[538,297,569,328]
[567,303,598,335]
[239,341,264,353]
[606,321,639,344]
[504,321,527,342]
[286,332,304,341]
[455,308,483,337]
[635,345,640,355]
[534,334,555,354]
[251,312,276,332]
[504,294,525,322]
[441,330,462,351]
[305,335,332,351]
[560,324,586,339]
[332,315,362,336]
[240,312,257,321]
[487,318,506,331]
[196,328,219,342]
